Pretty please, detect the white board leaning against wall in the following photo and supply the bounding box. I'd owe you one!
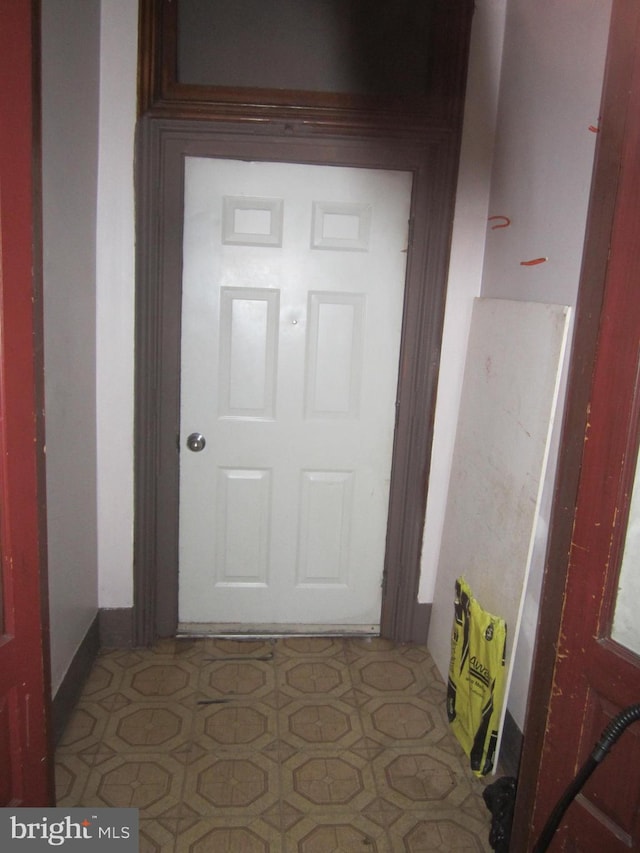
[428,297,571,766]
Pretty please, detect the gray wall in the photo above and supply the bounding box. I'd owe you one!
[477,0,612,729]
[426,0,612,736]
[41,0,101,694]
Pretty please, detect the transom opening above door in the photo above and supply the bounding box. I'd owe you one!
[138,0,474,130]
[175,1,434,96]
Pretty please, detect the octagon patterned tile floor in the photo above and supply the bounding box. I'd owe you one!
[55,637,496,851]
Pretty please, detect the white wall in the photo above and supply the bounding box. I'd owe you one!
[419,0,508,602]
[426,0,612,731]
[484,0,612,730]
[96,0,138,609]
[41,0,102,695]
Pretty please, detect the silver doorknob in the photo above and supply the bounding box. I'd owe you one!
[186,432,206,452]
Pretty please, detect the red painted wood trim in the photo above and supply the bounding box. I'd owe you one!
[512,1,640,847]
[0,0,53,806]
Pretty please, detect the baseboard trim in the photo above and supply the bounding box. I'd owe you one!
[63,605,426,655]
[407,601,432,644]
[501,709,523,779]
[99,607,134,648]
[52,613,100,746]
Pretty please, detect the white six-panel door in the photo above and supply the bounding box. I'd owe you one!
[178,158,412,631]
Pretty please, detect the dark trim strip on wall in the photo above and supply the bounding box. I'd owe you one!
[500,710,523,780]
[99,607,135,649]
[52,609,134,747]
[51,614,100,746]
[409,602,432,645]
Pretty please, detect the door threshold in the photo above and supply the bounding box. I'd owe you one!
[177,622,379,638]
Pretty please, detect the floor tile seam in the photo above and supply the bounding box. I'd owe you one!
[138,816,179,826]
[376,798,484,813]
[276,694,358,709]
[81,685,193,697]
[268,645,289,853]
[364,738,469,754]
[195,689,278,706]
[273,646,353,660]
[81,673,127,692]
[172,814,282,828]
[357,691,443,706]
[84,740,196,764]
[81,714,194,741]
[138,815,180,849]
[275,744,370,759]
[359,698,447,714]
[71,791,183,820]
[54,748,106,769]
[72,695,123,708]
[173,818,288,853]
[274,645,353,661]
[278,739,377,754]
[276,812,396,851]
[171,806,282,821]
[120,666,204,678]
[276,737,368,762]
[97,695,201,705]
[175,682,200,822]
[115,657,198,667]
[278,681,356,701]
[103,691,200,716]
[53,754,96,807]
[179,745,284,761]
[57,709,111,753]
[84,748,196,768]
[349,664,431,677]
[275,807,391,819]
[363,734,402,815]
[74,693,125,707]
[353,667,429,693]
[187,734,281,750]
[351,690,433,705]
[384,807,493,837]
[283,701,368,723]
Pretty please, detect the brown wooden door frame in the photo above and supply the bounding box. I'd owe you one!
[133,1,475,645]
[133,118,464,645]
[0,0,54,807]
[512,1,640,847]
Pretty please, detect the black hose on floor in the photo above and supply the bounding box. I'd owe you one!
[532,703,640,852]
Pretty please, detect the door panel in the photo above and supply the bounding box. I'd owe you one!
[178,158,411,630]
[522,3,640,847]
[219,287,279,418]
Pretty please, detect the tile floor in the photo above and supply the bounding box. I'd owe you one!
[55,636,495,852]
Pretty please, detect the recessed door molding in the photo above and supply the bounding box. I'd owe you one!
[133,117,464,644]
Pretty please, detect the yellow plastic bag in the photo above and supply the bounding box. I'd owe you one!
[446,577,507,776]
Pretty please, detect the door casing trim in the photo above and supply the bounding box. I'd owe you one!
[133,118,461,644]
